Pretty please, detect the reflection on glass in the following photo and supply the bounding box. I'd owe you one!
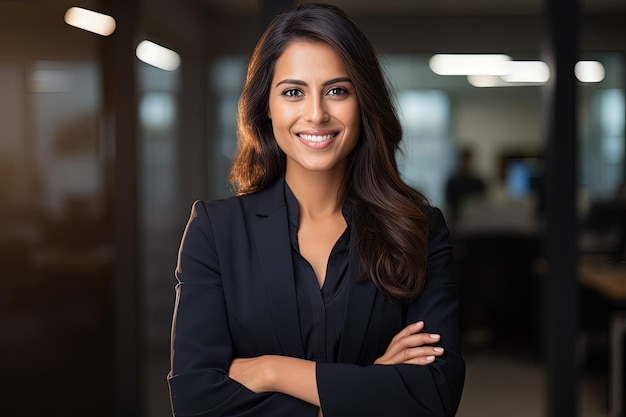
[1,59,113,413]
[31,61,102,216]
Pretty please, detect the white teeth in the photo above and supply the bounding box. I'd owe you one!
[298,134,334,142]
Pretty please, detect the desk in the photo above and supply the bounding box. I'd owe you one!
[579,260,626,417]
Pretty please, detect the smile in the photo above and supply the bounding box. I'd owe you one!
[297,133,338,142]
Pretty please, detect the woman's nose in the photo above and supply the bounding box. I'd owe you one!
[304,96,330,124]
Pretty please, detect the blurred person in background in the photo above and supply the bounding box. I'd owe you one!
[445,147,486,226]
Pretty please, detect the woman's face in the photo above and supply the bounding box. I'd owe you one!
[268,40,361,179]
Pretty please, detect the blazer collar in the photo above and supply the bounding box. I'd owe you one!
[251,175,287,217]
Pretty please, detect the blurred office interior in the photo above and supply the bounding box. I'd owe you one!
[0,0,624,416]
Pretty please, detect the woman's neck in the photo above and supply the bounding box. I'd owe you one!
[285,169,345,221]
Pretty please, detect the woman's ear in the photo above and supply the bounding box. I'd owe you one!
[267,109,272,119]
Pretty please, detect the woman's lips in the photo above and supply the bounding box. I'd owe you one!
[296,132,339,149]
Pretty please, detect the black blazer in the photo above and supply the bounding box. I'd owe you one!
[168,178,465,417]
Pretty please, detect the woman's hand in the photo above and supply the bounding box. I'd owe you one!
[374,321,444,365]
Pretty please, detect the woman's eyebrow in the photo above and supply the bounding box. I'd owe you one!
[275,79,306,87]
[322,77,353,86]
[275,77,353,88]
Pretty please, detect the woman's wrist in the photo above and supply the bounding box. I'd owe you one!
[264,356,320,406]
[261,355,280,392]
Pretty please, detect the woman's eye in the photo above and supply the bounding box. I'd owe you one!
[283,89,303,97]
[327,87,348,96]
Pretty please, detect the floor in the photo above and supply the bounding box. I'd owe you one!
[456,352,609,417]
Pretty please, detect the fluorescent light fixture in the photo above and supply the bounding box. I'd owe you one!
[429,54,512,76]
[467,75,506,88]
[502,61,550,83]
[64,7,116,36]
[136,40,181,71]
[575,61,605,83]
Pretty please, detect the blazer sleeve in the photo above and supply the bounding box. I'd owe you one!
[316,207,465,417]
[167,201,318,417]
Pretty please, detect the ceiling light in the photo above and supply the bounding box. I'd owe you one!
[467,75,508,88]
[575,61,605,83]
[64,7,116,36]
[429,54,512,76]
[502,61,550,83]
[136,40,181,71]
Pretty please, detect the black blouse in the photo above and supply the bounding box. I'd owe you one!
[284,183,351,363]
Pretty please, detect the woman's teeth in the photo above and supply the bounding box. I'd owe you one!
[298,134,335,142]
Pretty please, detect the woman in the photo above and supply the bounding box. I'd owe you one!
[168,3,465,417]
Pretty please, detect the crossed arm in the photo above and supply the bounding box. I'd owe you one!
[228,320,445,410]
[169,201,464,417]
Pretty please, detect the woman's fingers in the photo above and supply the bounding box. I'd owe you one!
[385,331,441,356]
[389,321,425,343]
[374,321,445,365]
[392,346,445,365]
[375,345,445,365]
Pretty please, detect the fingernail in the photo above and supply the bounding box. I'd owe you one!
[430,334,440,339]
[415,321,424,326]
[426,356,435,361]
[434,347,444,353]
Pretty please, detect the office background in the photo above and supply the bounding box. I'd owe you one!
[0,0,624,416]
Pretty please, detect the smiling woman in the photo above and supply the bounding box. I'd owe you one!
[268,41,361,179]
[168,3,465,417]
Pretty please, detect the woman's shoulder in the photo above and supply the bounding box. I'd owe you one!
[424,205,452,250]
[189,186,274,221]
[425,204,445,224]
[190,194,249,218]
[407,191,444,226]
[183,196,251,242]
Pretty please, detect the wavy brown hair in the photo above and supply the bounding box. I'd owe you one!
[229,3,430,301]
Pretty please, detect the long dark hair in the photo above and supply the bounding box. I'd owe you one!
[229,3,430,301]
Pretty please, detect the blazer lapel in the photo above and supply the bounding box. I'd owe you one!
[250,178,305,358]
[337,221,378,363]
